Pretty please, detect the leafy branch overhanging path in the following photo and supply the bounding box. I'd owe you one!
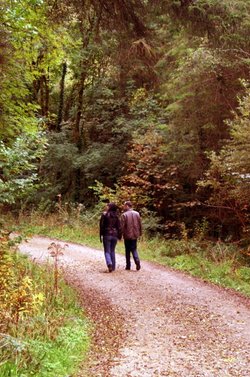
[19,236,250,377]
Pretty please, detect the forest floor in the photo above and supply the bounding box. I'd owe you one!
[18,235,250,377]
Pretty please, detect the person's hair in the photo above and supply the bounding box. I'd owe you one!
[124,200,132,208]
[108,202,118,212]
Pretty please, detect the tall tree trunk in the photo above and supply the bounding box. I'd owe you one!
[74,65,86,147]
[40,76,45,116]
[56,61,67,131]
[72,5,100,201]
[39,74,50,117]
[44,71,50,118]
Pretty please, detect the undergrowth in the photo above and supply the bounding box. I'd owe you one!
[0,229,90,377]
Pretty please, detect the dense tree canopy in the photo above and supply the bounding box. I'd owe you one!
[1,0,250,239]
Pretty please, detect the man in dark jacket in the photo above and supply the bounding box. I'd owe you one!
[121,201,142,271]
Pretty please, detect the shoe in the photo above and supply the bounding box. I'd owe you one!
[136,261,141,271]
[125,267,130,270]
[108,264,112,272]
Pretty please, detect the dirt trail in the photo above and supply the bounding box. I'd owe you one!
[19,236,250,377]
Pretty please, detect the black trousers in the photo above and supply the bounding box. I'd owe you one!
[124,239,140,268]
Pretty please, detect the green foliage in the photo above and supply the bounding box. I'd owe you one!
[81,142,126,186]
[167,0,250,51]
[1,1,43,140]
[40,130,80,201]
[0,133,47,206]
[1,0,70,142]
[21,319,89,377]
[193,218,209,241]
[224,85,250,203]
[197,86,250,239]
[148,1,250,237]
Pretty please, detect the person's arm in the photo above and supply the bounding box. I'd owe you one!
[99,214,105,242]
[138,214,142,237]
[120,213,125,233]
[117,217,122,240]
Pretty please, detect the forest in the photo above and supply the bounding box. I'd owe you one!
[1,1,250,375]
[1,0,250,241]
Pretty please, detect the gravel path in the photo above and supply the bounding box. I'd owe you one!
[19,236,250,377]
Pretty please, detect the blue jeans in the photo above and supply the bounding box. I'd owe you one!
[103,236,117,271]
[124,239,140,269]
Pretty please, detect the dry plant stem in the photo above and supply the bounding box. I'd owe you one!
[48,242,68,296]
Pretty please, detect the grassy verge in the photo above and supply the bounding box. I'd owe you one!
[14,213,250,298]
[140,237,250,297]
[0,231,91,377]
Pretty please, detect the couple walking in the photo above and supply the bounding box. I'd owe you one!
[99,201,142,272]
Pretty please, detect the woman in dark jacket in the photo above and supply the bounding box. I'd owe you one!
[99,202,122,272]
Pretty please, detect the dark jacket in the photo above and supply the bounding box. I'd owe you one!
[121,209,142,240]
[100,211,122,240]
